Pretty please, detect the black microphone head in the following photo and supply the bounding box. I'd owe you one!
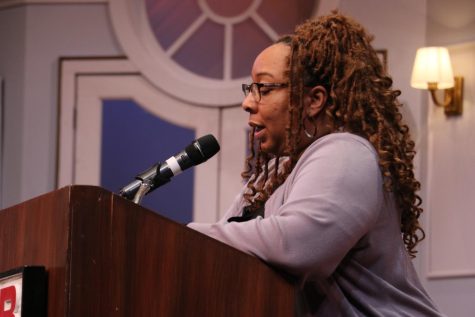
[197,134,220,158]
[185,134,220,164]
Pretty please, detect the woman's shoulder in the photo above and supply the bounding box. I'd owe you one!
[302,132,377,160]
[289,132,381,186]
[314,132,375,150]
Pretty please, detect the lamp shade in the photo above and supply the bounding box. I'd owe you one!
[411,47,454,89]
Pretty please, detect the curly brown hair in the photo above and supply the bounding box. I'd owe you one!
[241,12,425,257]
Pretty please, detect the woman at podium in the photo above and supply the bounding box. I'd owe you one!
[189,12,444,316]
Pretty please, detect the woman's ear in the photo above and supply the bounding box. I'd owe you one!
[305,85,328,118]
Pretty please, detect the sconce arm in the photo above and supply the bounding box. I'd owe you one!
[427,77,464,116]
[428,82,452,108]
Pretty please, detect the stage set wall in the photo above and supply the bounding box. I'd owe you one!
[0,0,474,316]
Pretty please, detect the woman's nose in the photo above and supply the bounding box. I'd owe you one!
[241,93,257,113]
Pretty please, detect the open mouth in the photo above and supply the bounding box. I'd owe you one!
[254,125,264,133]
[249,122,265,139]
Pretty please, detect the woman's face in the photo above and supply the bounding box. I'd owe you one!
[242,43,291,155]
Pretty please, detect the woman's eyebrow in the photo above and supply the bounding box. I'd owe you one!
[254,72,284,83]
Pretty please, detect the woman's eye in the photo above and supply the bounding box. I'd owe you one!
[260,89,272,95]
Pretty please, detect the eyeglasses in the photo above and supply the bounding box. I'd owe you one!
[241,82,288,102]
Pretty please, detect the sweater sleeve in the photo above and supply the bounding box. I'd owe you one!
[188,134,383,279]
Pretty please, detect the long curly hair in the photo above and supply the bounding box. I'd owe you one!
[241,12,425,257]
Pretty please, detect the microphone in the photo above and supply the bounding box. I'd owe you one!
[119,134,220,200]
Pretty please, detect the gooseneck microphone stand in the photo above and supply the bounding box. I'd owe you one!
[119,162,171,205]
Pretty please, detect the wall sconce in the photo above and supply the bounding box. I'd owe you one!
[411,46,464,116]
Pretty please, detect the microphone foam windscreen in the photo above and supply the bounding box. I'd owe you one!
[198,134,220,159]
[185,134,220,164]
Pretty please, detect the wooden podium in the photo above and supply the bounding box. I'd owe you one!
[0,186,296,316]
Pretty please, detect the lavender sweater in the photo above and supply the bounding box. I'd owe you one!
[188,133,443,316]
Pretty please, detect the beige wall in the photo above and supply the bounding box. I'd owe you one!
[424,1,475,315]
[0,3,121,207]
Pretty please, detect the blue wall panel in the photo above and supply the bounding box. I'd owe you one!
[100,99,194,223]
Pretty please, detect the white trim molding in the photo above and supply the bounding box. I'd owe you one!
[108,0,324,106]
[108,0,255,106]
[74,74,221,222]
[0,0,107,10]
[57,58,248,222]
[57,57,139,188]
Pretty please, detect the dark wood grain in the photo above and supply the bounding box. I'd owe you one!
[0,187,70,317]
[0,186,296,316]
